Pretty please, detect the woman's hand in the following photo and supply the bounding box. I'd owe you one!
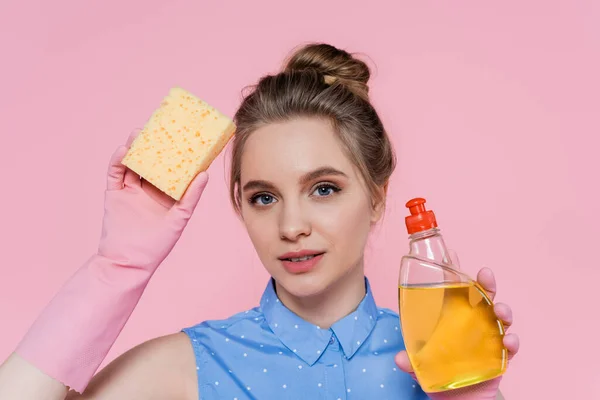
[99,129,209,271]
[395,262,520,399]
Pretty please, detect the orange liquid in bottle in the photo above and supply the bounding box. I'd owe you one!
[398,281,507,392]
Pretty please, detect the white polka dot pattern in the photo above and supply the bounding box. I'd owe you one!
[181,278,427,399]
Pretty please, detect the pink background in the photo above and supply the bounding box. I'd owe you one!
[1,1,598,398]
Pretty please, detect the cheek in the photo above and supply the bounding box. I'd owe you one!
[242,209,279,258]
[314,195,373,253]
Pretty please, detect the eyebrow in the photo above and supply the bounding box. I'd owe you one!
[242,166,348,192]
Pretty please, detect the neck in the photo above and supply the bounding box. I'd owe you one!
[274,261,366,329]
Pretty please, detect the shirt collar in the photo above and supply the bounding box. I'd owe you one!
[259,277,379,366]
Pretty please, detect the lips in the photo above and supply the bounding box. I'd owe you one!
[278,249,325,261]
[278,250,326,274]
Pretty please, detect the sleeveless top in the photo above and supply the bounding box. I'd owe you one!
[181,278,429,399]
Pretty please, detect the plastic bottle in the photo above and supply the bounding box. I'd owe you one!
[398,198,507,392]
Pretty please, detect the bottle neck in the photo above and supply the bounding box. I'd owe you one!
[408,227,452,265]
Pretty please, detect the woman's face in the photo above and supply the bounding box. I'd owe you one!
[239,117,383,298]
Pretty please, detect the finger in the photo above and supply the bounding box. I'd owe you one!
[123,168,142,189]
[125,128,142,147]
[477,267,497,301]
[120,129,144,189]
[168,171,209,220]
[141,178,175,209]
[394,351,415,375]
[494,302,513,329]
[106,146,129,191]
[447,248,461,268]
[503,333,520,360]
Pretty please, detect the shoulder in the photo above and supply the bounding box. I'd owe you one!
[180,307,273,387]
[112,333,197,388]
[370,306,406,348]
[181,307,266,349]
[376,306,400,319]
[183,307,264,334]
[375,306,401,328]
[68,332,197,399]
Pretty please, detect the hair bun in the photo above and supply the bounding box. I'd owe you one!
[284,43,371,99]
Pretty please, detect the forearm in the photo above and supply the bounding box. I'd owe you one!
[11,254,151,394]
[0,353,68,400]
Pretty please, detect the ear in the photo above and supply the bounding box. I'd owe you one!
[232,188,246,223]
[236,202,246,223]
[382,180,389,196]
[370,182,388,224]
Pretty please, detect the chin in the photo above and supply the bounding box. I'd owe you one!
[272,269,336,299]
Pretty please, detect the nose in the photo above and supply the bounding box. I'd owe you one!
[278,200,311,241]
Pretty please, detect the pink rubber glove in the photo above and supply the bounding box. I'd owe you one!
[15,130,209,393]
[395,258,520,399]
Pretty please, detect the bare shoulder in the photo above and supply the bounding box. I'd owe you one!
[67,332,197,400]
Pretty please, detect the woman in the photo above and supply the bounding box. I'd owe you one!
[0,43,518,399]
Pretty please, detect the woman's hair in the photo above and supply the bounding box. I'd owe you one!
[229,42,396,213]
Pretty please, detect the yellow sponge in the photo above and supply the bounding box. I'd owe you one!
[121,87,236,200]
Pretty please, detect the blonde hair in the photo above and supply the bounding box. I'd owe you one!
[229,43,396,213]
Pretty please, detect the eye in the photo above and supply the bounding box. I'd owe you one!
[249,193,278,206]
[312,183,341,197]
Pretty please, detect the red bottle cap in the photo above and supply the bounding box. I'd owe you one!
[405,197,438,234]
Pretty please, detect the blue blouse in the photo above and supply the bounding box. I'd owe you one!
[182,278,429,399]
